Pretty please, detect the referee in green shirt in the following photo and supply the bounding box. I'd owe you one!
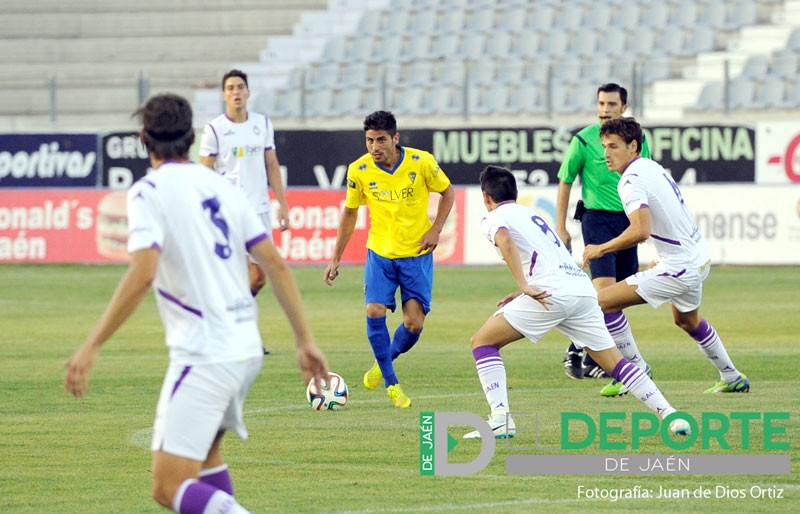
[555,83,651,398]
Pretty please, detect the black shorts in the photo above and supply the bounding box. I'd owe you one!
[581,209,639,281]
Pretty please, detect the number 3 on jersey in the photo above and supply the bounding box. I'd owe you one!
[202,197,232,259]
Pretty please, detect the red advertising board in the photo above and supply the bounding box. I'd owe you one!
[0,189,121,263]
[0,188,466,264]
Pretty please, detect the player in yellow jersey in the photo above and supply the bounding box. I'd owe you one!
[324,111,454,408]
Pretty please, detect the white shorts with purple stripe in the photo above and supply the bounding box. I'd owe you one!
[248,212,271,264]
[151,355,263,461]
[497,294,614,351]
[625,260,710,312]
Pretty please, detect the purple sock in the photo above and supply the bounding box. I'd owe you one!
[176,480,217,514]
[199,465,233,495]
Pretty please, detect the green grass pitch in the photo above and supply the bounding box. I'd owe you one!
[0,264,798,513]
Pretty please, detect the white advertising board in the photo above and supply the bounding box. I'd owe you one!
[463,185,800,266]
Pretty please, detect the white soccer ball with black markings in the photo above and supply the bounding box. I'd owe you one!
[306,372,349,410]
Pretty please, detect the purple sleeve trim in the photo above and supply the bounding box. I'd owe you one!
[151,242,161,251]
[651,233,681,246]
[157,288,203,318]
[209,124,219,147]
[246,232,269,249]
[170,366,192,399]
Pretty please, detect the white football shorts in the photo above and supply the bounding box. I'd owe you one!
[248,212,272,264]
[497,293,615,351]
[151,355,263,461]
[625,260,710,312]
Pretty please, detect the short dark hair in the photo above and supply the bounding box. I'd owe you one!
[363,110,397,134]
[222,69,248,90]
[134,93,194,160]
[599,117,643,153]
[479,165,518,203]
[597,83,628,105]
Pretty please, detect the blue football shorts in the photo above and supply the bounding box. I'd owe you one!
[363,249,433,314]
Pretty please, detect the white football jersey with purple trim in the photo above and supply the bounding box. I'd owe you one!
[481,202,596,297]
[126,162,268,364]
[199,112,274,214]
[618,157,710,269]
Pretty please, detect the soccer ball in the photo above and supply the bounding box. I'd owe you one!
[306,372,348,410]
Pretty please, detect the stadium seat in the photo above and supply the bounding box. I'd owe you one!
[551,56,582,84]
[656,30,686,57]
[786,28,800,52]
[581,56,613,86]
[438,60,467,87]
[538,30,569,56]
[507,84,546,114]
[668,0,699,28]
[321,36,348,63]
[724,0,758,29]
[411,9,437,35]
[522,58,551,86]
[339,61,379,88]
[626,27,656,57]
[435,9,466,34]
[467,58,496,86]
[551,5,582,31]
[495,59,524,85]
[485,32,513,59]
[332,87,362,115]
[305,88,335,116]
[616,4,640,30]
[405,60,435,87]
[306,62,341,90]
[783,79,800,108]
[640,56,673,83]
[689,81,724,111]
[681,25,716,56]
[510,31,540,59]
[400,37,433,63]
[524,5,555,32]
[466,8,495,33]
[457,33,486,61]
[496,6,526,33]
[639,3,669,28]
[582,8,611,31]
[431,34,460,59]
[768,51,799,80]
[387,86,425,114]
[698,0,728,29]
[753,77,786,108]
[471,85,511,114]
[728,77,756,109]
[739,54,771,80]
[355,10,382,37]
[569,29,598,58]
[420,86,463,115]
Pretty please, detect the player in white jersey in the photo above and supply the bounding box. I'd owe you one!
[200,69,290,299]
[583,117,749,394]
[463,166,689,440]
[65,93,328,514]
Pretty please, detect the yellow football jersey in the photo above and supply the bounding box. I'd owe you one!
[345,146,451,259]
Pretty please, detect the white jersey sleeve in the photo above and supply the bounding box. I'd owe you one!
[127,178,164,253]
[198,123,220,158]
